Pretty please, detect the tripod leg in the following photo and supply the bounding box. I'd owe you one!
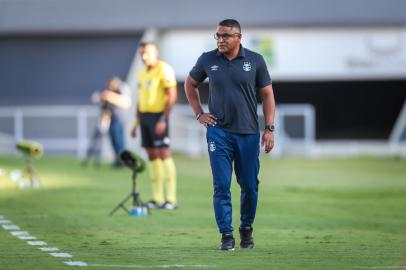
[132,192,150,215]
[27,156,34,187]
[109,193,132,216]
[26,156,40,188]
[133,192,144,207]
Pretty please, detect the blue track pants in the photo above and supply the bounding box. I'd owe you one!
[206,126,260,234]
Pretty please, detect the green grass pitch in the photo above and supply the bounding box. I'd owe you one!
[0,155,406,270]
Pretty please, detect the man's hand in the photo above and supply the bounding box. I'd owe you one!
[155,120,167,135]
[261,130,274,154]
[198,113,217,128]
[100,90,112,102]
[130,126,137,138]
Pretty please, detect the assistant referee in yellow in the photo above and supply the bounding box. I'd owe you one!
[131,42,178,210]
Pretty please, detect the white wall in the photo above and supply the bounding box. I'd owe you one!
[160,27,406,81]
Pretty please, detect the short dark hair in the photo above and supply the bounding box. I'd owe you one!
[139,41,155,48]
[218,19,241,33]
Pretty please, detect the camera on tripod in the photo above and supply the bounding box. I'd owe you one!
[120,150,146,173]
[109,150,149,217]
[15,140,43,188]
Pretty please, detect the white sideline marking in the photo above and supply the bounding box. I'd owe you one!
[18,235,37,240]
[0,219,11,224]
[1,216,216,269]
[64,261,88,267]
[1,217,86,267]
[2,225,20,230]
[10,231,29,236]
[50,252,73,258]
[27,241,47,246]
[357,267,406,269]
[39,247,59,252]
[87,264,217,268]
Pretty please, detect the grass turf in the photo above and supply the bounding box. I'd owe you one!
[0,155,406,270]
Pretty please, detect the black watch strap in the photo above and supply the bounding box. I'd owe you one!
[264,124,275,132]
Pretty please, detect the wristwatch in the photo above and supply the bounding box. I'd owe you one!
[264,124,275,132]
[159,115,167,122]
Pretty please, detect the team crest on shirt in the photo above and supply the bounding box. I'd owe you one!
[210,65,219,71]
[243,62,252,71]
[163,137,170,145]
[209,141,216,152]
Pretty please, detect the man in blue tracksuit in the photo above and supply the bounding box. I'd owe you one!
[184,19,276,250]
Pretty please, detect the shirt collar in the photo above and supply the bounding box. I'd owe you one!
[216,45,245,58]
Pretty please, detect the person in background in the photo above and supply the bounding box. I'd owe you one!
[131,42,178,210]
[97,76,131,167]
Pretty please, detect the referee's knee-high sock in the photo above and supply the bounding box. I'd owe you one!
[149,159,164,205]
[163,157,177,203]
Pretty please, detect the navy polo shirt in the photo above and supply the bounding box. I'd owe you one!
[189,45,272,134]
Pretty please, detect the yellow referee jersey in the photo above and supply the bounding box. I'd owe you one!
[138,61,177,113]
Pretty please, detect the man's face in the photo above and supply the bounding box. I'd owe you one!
[108,78,120,91]
[215,26,241,54]
[140,44,158,67]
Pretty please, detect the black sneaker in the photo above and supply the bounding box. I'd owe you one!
[220,233,235,251]
[239,226,254,249]
[146,200,163,209]
[161,201,178,210]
